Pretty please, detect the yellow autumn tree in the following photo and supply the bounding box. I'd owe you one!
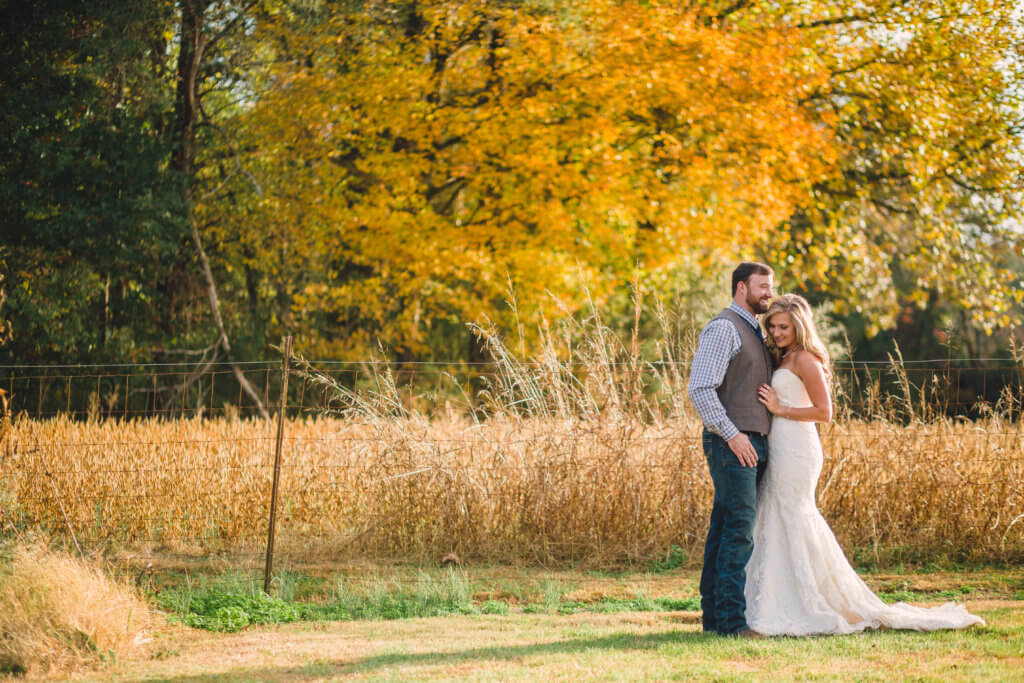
[205,0,834,358]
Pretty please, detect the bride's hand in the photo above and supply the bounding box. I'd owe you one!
[758,384,781,415]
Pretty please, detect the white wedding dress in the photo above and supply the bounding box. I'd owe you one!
[744,368,984,636]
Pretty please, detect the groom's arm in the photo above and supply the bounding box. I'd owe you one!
[688,320,741,441]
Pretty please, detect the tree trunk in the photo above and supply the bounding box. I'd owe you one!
[174,0,268,418]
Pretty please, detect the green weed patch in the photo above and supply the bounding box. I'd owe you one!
[150,564,1020,633]
[156,572,706,632]
[156,572,480,632]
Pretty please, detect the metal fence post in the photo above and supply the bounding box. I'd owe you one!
[264,335,292,594]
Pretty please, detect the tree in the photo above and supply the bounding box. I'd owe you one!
[746,0,1024,334]
[171,0,269,415]
[0,0,184,359]
[220,0,835,359]
[1,0,270,415]
[5,0,1021,374]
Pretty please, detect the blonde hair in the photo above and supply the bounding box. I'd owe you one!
[763,294,831,378]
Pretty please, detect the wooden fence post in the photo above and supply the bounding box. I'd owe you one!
[264,335,292,594]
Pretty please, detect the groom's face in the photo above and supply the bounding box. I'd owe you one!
[744,273,774,314]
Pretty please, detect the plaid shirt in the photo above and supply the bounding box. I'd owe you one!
[688,302,763,440]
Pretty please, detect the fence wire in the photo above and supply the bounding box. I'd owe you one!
[3,357,1022,421]
[2,356,1023,568]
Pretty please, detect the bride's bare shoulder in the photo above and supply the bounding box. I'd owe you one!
[791,350,826,380]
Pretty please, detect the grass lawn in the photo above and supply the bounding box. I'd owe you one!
[108,601,1023,681]
[90,563,1024,681]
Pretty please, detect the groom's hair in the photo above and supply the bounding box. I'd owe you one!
[732,261,773,295]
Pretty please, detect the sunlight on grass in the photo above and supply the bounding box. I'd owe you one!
[102,562,1024,681]
[327,609,1022,681]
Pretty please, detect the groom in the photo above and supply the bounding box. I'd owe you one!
[688,261,774,637]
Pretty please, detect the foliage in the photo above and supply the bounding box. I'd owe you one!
[648,545,689,574]
[222,0,834,358]
[1,0,1022,368]
[157,569,480,631]
[154,567,709,631]
[748,0,1024,333]
[0,1,186,358]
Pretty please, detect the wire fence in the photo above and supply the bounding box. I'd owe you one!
[2,355,1022,420]
[2,352,1024,575]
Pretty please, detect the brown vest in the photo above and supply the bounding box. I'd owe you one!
[714,308,773,435]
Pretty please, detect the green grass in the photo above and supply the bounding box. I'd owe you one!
[159,578,982,631]
[154,573,988,632]
[149,563,1024,634]
[156,569,481,631]
[646,545,688,573]
[155,571,704,631]
[877,585,975,603]
[116,562,1024,680]
[521,595,701,615]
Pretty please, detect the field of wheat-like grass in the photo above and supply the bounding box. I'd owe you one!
[4,304,1023,567]
[3,410,1022,567]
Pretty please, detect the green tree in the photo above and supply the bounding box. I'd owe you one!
[749,0,1024,334]
[0,0,184,359]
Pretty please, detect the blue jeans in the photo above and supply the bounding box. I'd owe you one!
[699,429,768,635]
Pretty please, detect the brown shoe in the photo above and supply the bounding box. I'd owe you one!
[736,628,764,639]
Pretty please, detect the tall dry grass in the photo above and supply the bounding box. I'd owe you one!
[0,543,153,676]
[5,411,1022,567]
[2,303,1023,567]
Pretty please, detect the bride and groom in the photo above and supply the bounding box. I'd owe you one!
[688,262,984,637]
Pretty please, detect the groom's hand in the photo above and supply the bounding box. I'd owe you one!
[727,433,759,468]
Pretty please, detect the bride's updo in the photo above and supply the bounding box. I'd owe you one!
[763,294,831,378]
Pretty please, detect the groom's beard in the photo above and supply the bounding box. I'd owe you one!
[748,294,771,314]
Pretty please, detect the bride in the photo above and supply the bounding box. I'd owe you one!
[745,294,984,636]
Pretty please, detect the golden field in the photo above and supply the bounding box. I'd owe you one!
[3,410,1022,567]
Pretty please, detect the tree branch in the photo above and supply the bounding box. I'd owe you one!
[174,0,268,419]
[187,189,269,418]
[796,14,869,29]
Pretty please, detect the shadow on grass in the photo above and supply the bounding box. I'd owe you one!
[148,628,715,681]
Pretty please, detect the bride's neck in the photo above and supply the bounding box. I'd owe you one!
[780,345,803,359]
